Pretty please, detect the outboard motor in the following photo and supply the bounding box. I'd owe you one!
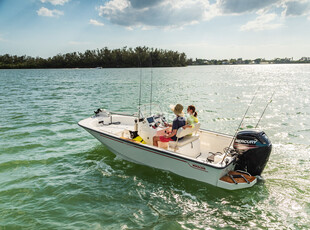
[234,130,272,176]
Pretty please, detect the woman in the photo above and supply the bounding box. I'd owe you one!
[183,105,198,129]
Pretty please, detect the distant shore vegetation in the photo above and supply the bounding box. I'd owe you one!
[0,46,187,69]
[1,47,309,69]
[189,57,310,65]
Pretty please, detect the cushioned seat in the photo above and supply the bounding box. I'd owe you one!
[169,135,199,148]
[169,123,201,148]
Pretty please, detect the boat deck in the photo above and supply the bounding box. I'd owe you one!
[220,171,256,184]
[81,113,236,167]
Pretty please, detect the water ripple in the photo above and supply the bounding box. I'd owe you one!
[0,66,309,229]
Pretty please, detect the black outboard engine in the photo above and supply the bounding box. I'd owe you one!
[234,130,272,176]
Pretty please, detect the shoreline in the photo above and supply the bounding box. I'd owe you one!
[1,62,310,70]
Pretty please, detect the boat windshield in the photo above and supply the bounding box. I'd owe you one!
[139,104,163,118]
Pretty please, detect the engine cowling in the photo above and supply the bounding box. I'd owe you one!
[234,130,272,176]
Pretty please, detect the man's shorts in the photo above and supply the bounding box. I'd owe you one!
[159,136,173,142]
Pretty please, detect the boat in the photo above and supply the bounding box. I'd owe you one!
[78,104,272,190]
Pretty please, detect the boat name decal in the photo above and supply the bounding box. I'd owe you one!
[190,163,207,171]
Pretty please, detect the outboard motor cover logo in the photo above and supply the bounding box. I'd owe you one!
[234,138,259,152]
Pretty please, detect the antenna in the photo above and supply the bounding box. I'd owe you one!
[255,91,275,128]
[149,53,153,116]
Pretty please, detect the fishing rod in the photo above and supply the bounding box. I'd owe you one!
[138,53,142,119]
[255,91,275,128]
[149,53,153,116]
[221,84,261,164]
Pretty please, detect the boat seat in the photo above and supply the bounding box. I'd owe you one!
[169,123,201,148]
[169,135,199,148]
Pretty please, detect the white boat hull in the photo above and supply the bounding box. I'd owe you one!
[83,125,235,187]
[79,114,258,190]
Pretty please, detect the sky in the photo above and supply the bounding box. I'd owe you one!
[0,0,310,59]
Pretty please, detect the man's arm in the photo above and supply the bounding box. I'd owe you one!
[164,129,177,138]
[165,123,172,127]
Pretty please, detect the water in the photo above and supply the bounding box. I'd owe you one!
[0,65,309,229]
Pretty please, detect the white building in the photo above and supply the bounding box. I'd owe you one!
[300,57,310,61]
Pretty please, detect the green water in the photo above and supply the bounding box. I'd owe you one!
[0,65,309,229]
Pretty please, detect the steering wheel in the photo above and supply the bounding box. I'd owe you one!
[159,116,168,127]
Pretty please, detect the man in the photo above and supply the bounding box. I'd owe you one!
[153,104,186,147]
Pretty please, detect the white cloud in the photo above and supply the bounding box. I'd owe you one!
[40,0,70,6]
[37,7,64,17]
[89,19,105,26]
[96,0,310,30]
[240,13,283,31]
[98,0,217,29]
[234,0,310,32]
[216,0,310,19]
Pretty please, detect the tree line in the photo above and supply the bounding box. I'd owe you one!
[189,57,310,65]
[0,47,188,69]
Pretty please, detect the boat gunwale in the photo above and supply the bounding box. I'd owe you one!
[93,112,235,138]
[78,121,236,170]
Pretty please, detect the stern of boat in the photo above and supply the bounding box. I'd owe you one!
[217,170,257,190]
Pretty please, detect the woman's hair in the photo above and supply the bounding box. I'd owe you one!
[188,105,197,117]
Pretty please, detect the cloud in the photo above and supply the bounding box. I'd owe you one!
[97,0,217,28]
[283,0,310,16]
[37,7,64,17]
[240,13,283,31]
[40,0,70,6]
[216,0,310,17]
[96,0,310,30]
[89,19,105,26]
[218,0,279,14]
[129,0,165,9]
[237,0,310,32]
